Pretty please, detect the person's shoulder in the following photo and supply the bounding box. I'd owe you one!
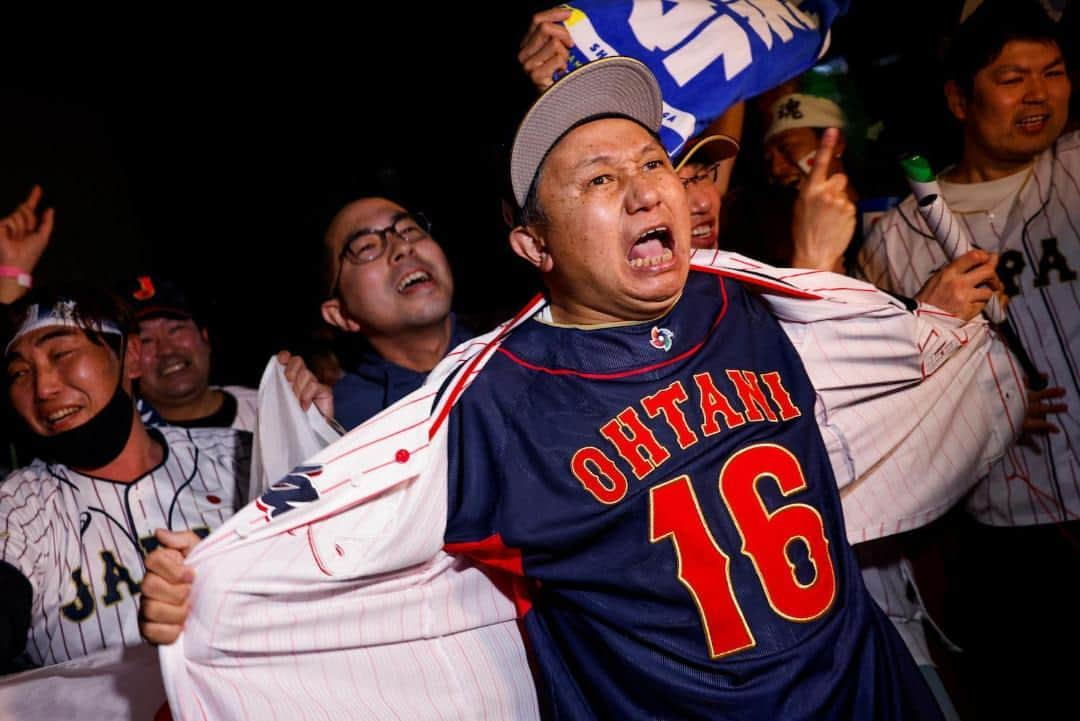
[158,425,247,457]
[869,193,918,233]
[220,385,257,403]
[0,460,54,510]
[1054,128,1080,158]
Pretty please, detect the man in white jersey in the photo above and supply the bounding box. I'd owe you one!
[857,2,1077,716]
[122,274,258,433]
[0,285,248,671]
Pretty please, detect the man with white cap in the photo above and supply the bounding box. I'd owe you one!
[763,92,852,194]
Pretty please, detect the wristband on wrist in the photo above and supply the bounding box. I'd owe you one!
[0,266,32,288]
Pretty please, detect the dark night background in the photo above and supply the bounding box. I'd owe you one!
[0,1,1071,386]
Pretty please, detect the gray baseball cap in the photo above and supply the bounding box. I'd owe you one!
[510,56,663,209]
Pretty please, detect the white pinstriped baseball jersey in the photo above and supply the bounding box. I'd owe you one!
[859,130,1080,526]
[219,385,258,432]
[159,253,1021,721]
[0,425,249,667]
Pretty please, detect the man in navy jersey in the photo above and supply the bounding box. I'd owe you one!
[443,56,941,719]
[140,56,1013,720]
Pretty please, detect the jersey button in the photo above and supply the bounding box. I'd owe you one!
[395,449,411,463]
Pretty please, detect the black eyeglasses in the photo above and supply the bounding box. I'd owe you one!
[329,212,432,296]
[679,161,723,189]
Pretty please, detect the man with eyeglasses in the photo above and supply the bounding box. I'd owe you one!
[676,133,740,251]
[319,196,470,430]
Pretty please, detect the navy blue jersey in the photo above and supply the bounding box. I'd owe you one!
[446,274,940,720]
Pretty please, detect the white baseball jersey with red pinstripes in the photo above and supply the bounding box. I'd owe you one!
[159,253,1021,720]
[0,425,247,667]
[859,130,1080,526]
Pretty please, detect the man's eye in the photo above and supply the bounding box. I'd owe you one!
[7,367,28,382]
[589,175,613,187]
[644,159,665,171]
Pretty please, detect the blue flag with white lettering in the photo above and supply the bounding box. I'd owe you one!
[560,0,849,157]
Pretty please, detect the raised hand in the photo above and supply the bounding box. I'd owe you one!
[278,350,335,419]
[0,185,54,302]
[790,128,855,273]
[518,7,575,91]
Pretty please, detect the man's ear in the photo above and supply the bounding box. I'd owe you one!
[123,335,142,380]
[321,298,363,333]
[509,225,554,272]
[944,80,968,123]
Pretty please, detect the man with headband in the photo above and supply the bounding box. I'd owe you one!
[0,286,248,670]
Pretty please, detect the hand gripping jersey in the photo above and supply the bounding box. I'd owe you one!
[160,253,1021,720]
[0,426,249,667]
[859,130,1080,526]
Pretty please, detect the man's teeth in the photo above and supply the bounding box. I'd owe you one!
[692,226,711,238]
[629,248,674,268]
[46,407,79,424]
[1018,115,1048,127]
[397,271,431,292]
[161,361,186,376]
[638,226,669,242]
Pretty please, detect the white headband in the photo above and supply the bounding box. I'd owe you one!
[5,300,123,356]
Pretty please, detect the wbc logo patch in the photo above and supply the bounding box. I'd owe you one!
[256,464,323,522]
[650,326,674,352]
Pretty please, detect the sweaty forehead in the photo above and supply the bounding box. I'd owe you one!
[545,118,663,174]
[6,327,86,363]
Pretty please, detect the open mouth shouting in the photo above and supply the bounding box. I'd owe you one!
[628,226,675,270]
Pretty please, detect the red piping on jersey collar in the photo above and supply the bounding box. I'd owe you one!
[429,293,547,438]
[429,264,816,434]
[691,263,822,300]
[497,277,730,380]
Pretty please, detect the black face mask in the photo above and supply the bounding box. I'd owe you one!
[30,383,135,471]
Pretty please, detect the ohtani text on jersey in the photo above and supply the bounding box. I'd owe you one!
[571,369,801,504]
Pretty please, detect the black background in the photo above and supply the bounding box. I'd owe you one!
[0,1,1066,384]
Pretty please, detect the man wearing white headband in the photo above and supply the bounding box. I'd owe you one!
[0,286,247,672]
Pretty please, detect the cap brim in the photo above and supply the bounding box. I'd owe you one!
[674,134,740,171]
[510,56,663,209]
[135,306,193,322]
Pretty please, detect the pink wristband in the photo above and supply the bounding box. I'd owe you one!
[0,266,32,288]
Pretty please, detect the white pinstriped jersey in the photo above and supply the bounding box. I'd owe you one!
[859,130,1080,526]
[159,253,1021,721]
[220,385,258,433]
[0,425,249,667]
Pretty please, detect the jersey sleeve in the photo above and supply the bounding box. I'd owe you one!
[767,285,1024,542]
[0,471,48,591]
